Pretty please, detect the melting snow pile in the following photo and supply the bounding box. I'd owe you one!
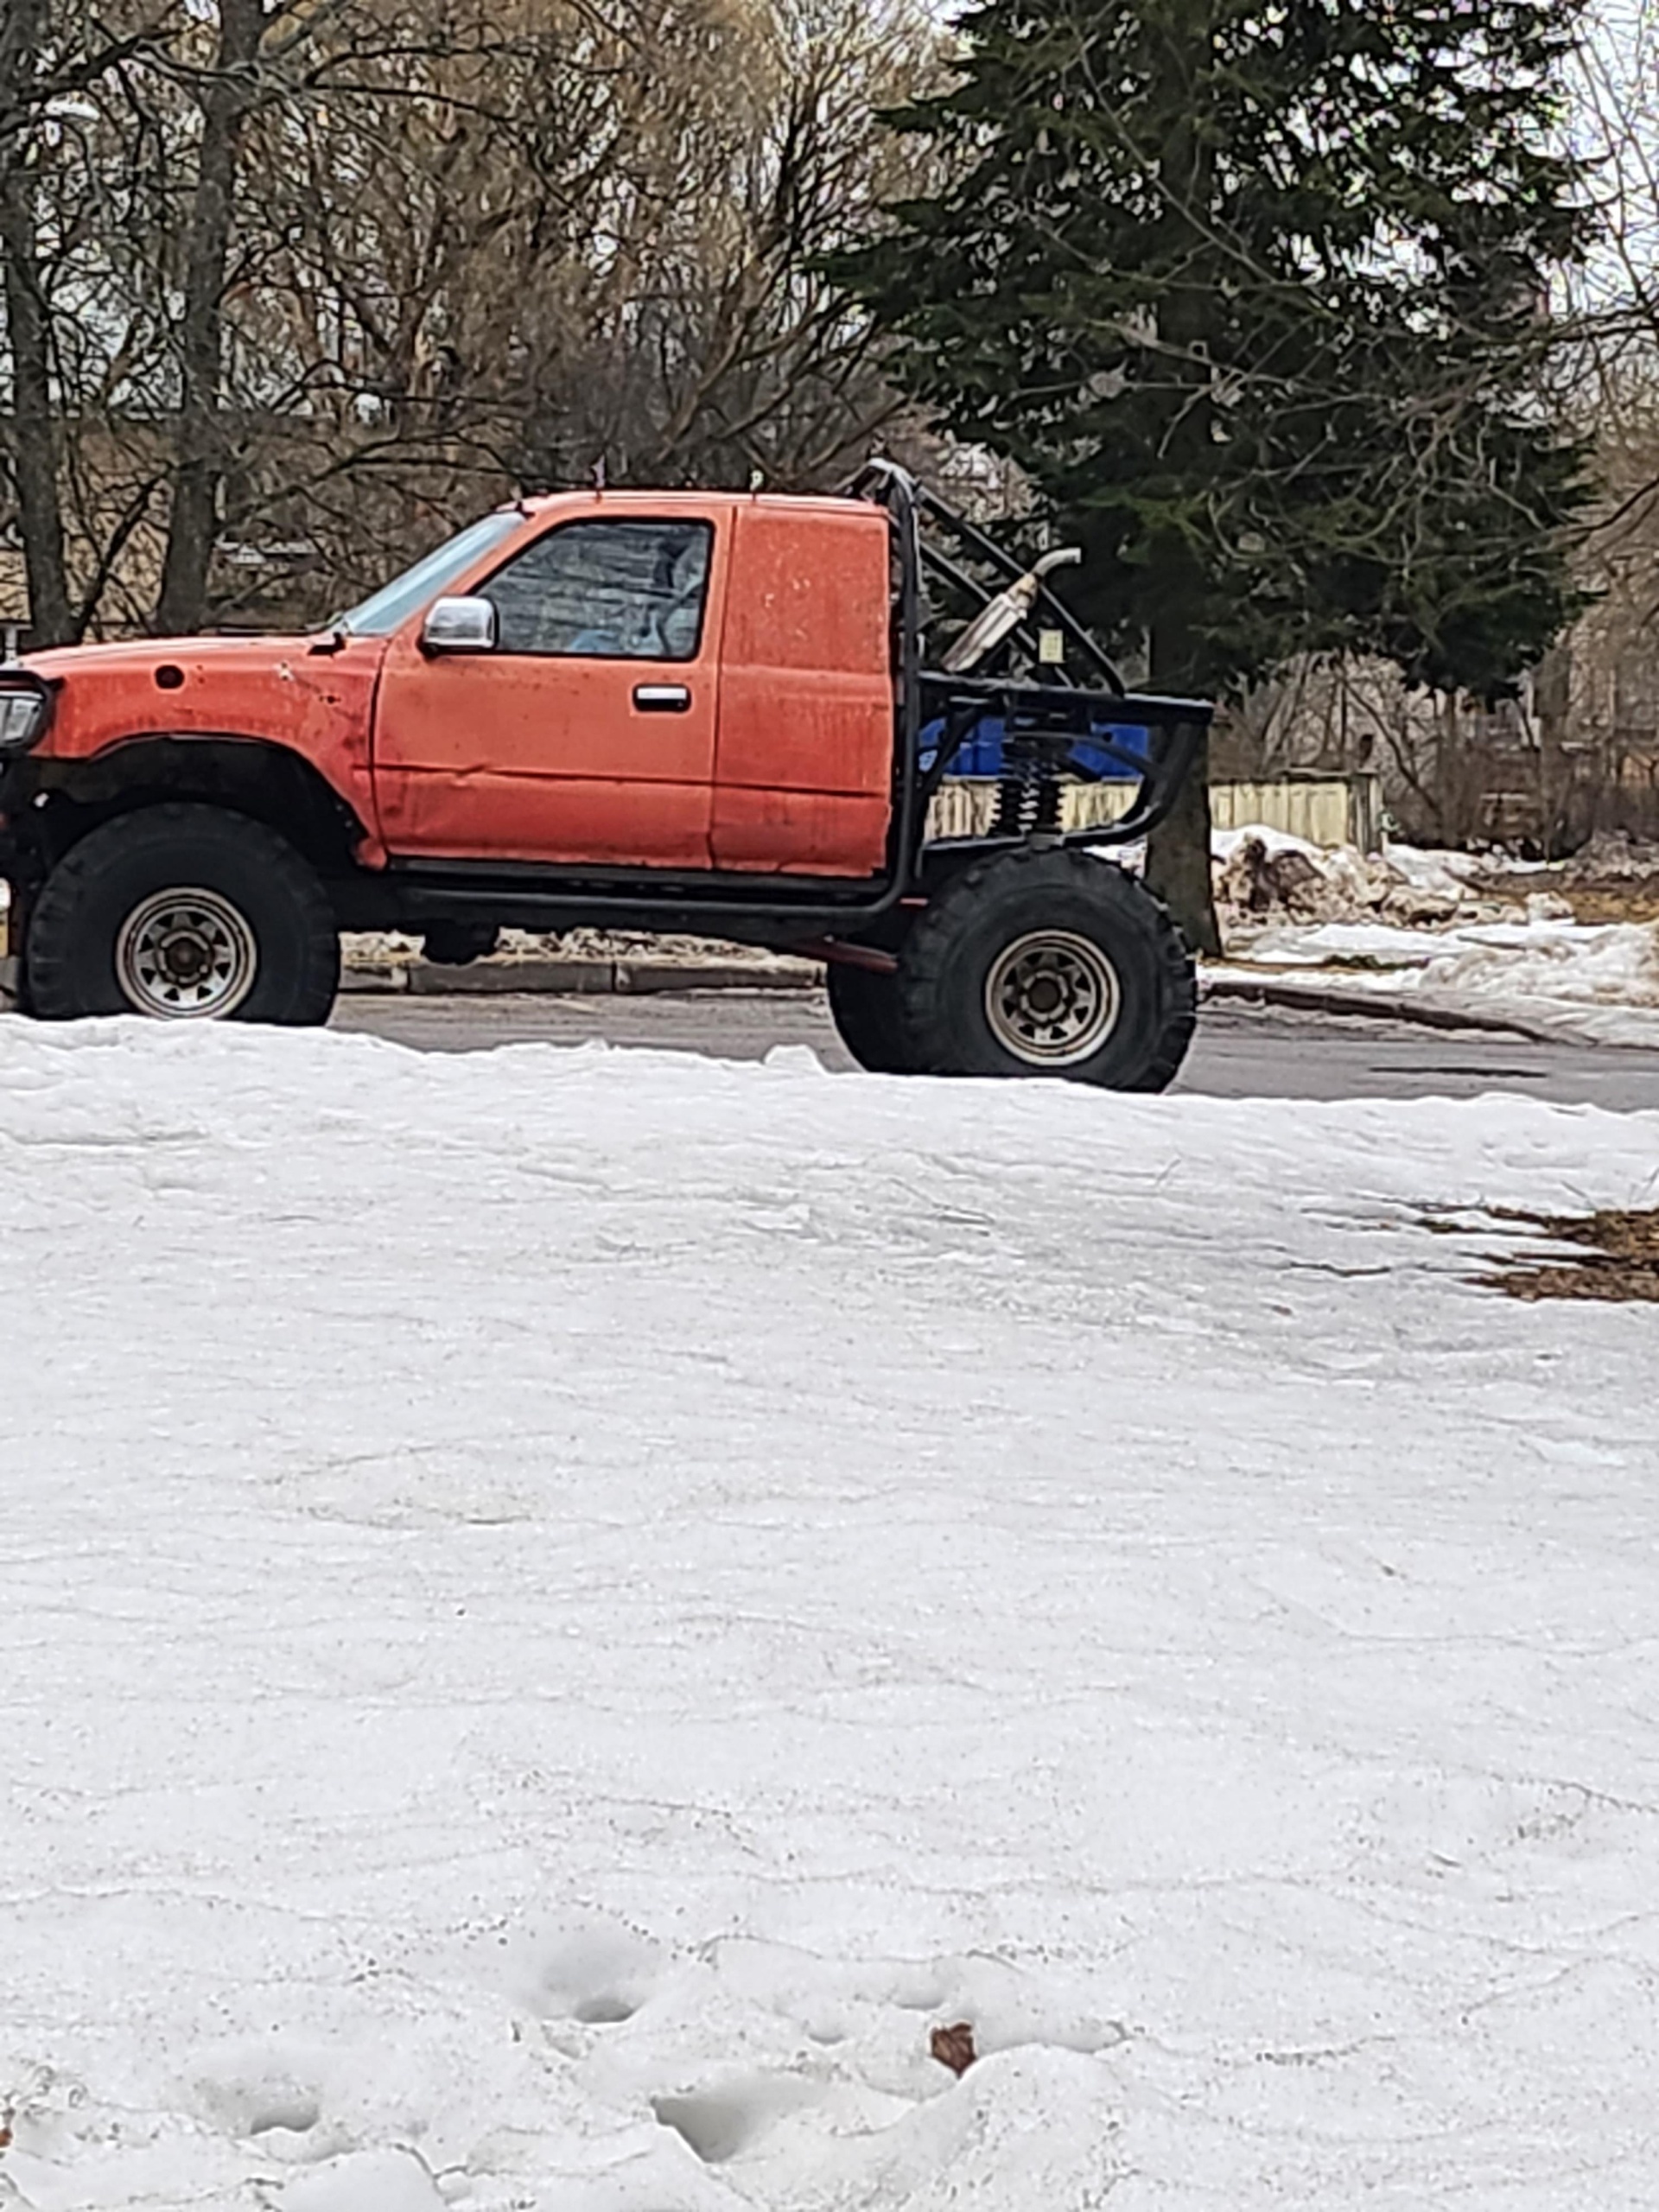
[0,1022,1656,2209]
[1215,827,1659,1044]
[1212,825,1539,934]
[1242,912,1659,1046]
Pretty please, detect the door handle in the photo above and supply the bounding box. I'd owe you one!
[632,683,691,713]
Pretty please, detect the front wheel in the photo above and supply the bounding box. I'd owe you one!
[26,804,340,1025]
[899,849,1195,1090]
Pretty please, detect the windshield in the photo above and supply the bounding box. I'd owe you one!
[333,511,522,637]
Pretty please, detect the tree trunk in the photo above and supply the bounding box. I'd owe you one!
[1533,641,1570,856]
[1138,35,1222,959]
[1144,600,1221,956]
[0,0,73,646]
[153,0,264,637]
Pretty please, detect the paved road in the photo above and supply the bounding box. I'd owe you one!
[334,988,1659,1109]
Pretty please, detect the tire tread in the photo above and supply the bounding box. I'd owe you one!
[899,846,1196,1090]
[26,803,340,1024]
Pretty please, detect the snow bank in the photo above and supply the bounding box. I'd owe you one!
[1233,914,1659,1046]
[1213,825,1541,933]
[0,1023,1656,2209]
[1213,828,1659,1043]
[1414,918,1659,1042]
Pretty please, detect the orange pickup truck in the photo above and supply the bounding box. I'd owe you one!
[0,464,1211,1086]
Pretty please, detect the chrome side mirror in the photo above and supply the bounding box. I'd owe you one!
[422,595,497,654]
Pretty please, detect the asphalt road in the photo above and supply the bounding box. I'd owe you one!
[333,988,1659,1110]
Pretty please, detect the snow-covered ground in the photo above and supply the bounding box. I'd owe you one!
[1213,828,1659,1046]
[1221,913,1659,1047]
[2,1022,1656,2210]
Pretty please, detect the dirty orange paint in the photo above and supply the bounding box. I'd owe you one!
[24,491,898,880]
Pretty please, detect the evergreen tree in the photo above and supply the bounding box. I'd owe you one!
[834,0,1596,949]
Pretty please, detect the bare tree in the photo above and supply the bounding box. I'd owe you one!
[0,0,73,644]
[153,0,264,632]
[1,0,940,641]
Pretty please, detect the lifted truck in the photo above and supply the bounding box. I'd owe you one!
[0,464,1212,1087]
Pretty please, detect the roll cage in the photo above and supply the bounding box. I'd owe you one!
[848,459,1209,879]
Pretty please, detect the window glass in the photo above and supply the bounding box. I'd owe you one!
[483,520,713,660]
[335,511,520,636]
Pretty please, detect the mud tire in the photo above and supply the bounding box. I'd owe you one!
[899,849,1195,1090]
[26,804,340,1025]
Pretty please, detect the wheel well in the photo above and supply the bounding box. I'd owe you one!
[27,737,367,881]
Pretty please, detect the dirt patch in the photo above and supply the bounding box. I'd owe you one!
[1472,1207,1659,1303]
[1554,883,1659,927]
[1548,834,1659,926]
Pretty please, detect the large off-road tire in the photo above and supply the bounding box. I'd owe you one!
[825,959,915,1073]
[26,804,340,1025]
[899,848,1196,1090]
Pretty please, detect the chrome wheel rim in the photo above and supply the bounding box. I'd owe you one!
[115,887,257,1019]
[983,929,1120,1066]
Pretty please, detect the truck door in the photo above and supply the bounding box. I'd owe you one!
[372,514,723,867]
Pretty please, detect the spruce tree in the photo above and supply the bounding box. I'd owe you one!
[834,0,1596,949]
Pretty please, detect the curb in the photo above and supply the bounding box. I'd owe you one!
[353,957,1572,1050]
[1199,970,1576,1047]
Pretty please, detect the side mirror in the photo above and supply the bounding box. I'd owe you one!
[422,595,497,654]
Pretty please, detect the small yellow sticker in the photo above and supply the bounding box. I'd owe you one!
[1038,628,1065,664]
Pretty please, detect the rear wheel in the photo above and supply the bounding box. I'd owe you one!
[26,804,340,1025]
[825,958,915,1073]
[899,848,1195,1090]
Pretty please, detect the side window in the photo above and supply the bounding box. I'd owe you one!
[481,519,713,661]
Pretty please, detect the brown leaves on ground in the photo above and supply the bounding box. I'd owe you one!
[930,2021,977,2076]
[1556,887,1659,925]
[1555,836,1659,925]
[1475,1207,1659,1303]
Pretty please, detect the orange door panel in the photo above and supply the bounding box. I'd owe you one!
[372,516,725,867]
[713,500,895,877]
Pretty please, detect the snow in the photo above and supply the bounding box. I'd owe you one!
[1209,828,1534,892]
[1212,828,1542,934]
[1243,918,1476,968]
[1212,828,1659,1046]
[1230,915,1659,1046]
[1211,823,1329,865]
[1414,919,1659,1043]
[1383,841,1551,891]
[1210,825,1522,908]
[1,1020,1657,2209]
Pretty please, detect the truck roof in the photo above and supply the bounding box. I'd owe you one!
[512,488,874,522]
